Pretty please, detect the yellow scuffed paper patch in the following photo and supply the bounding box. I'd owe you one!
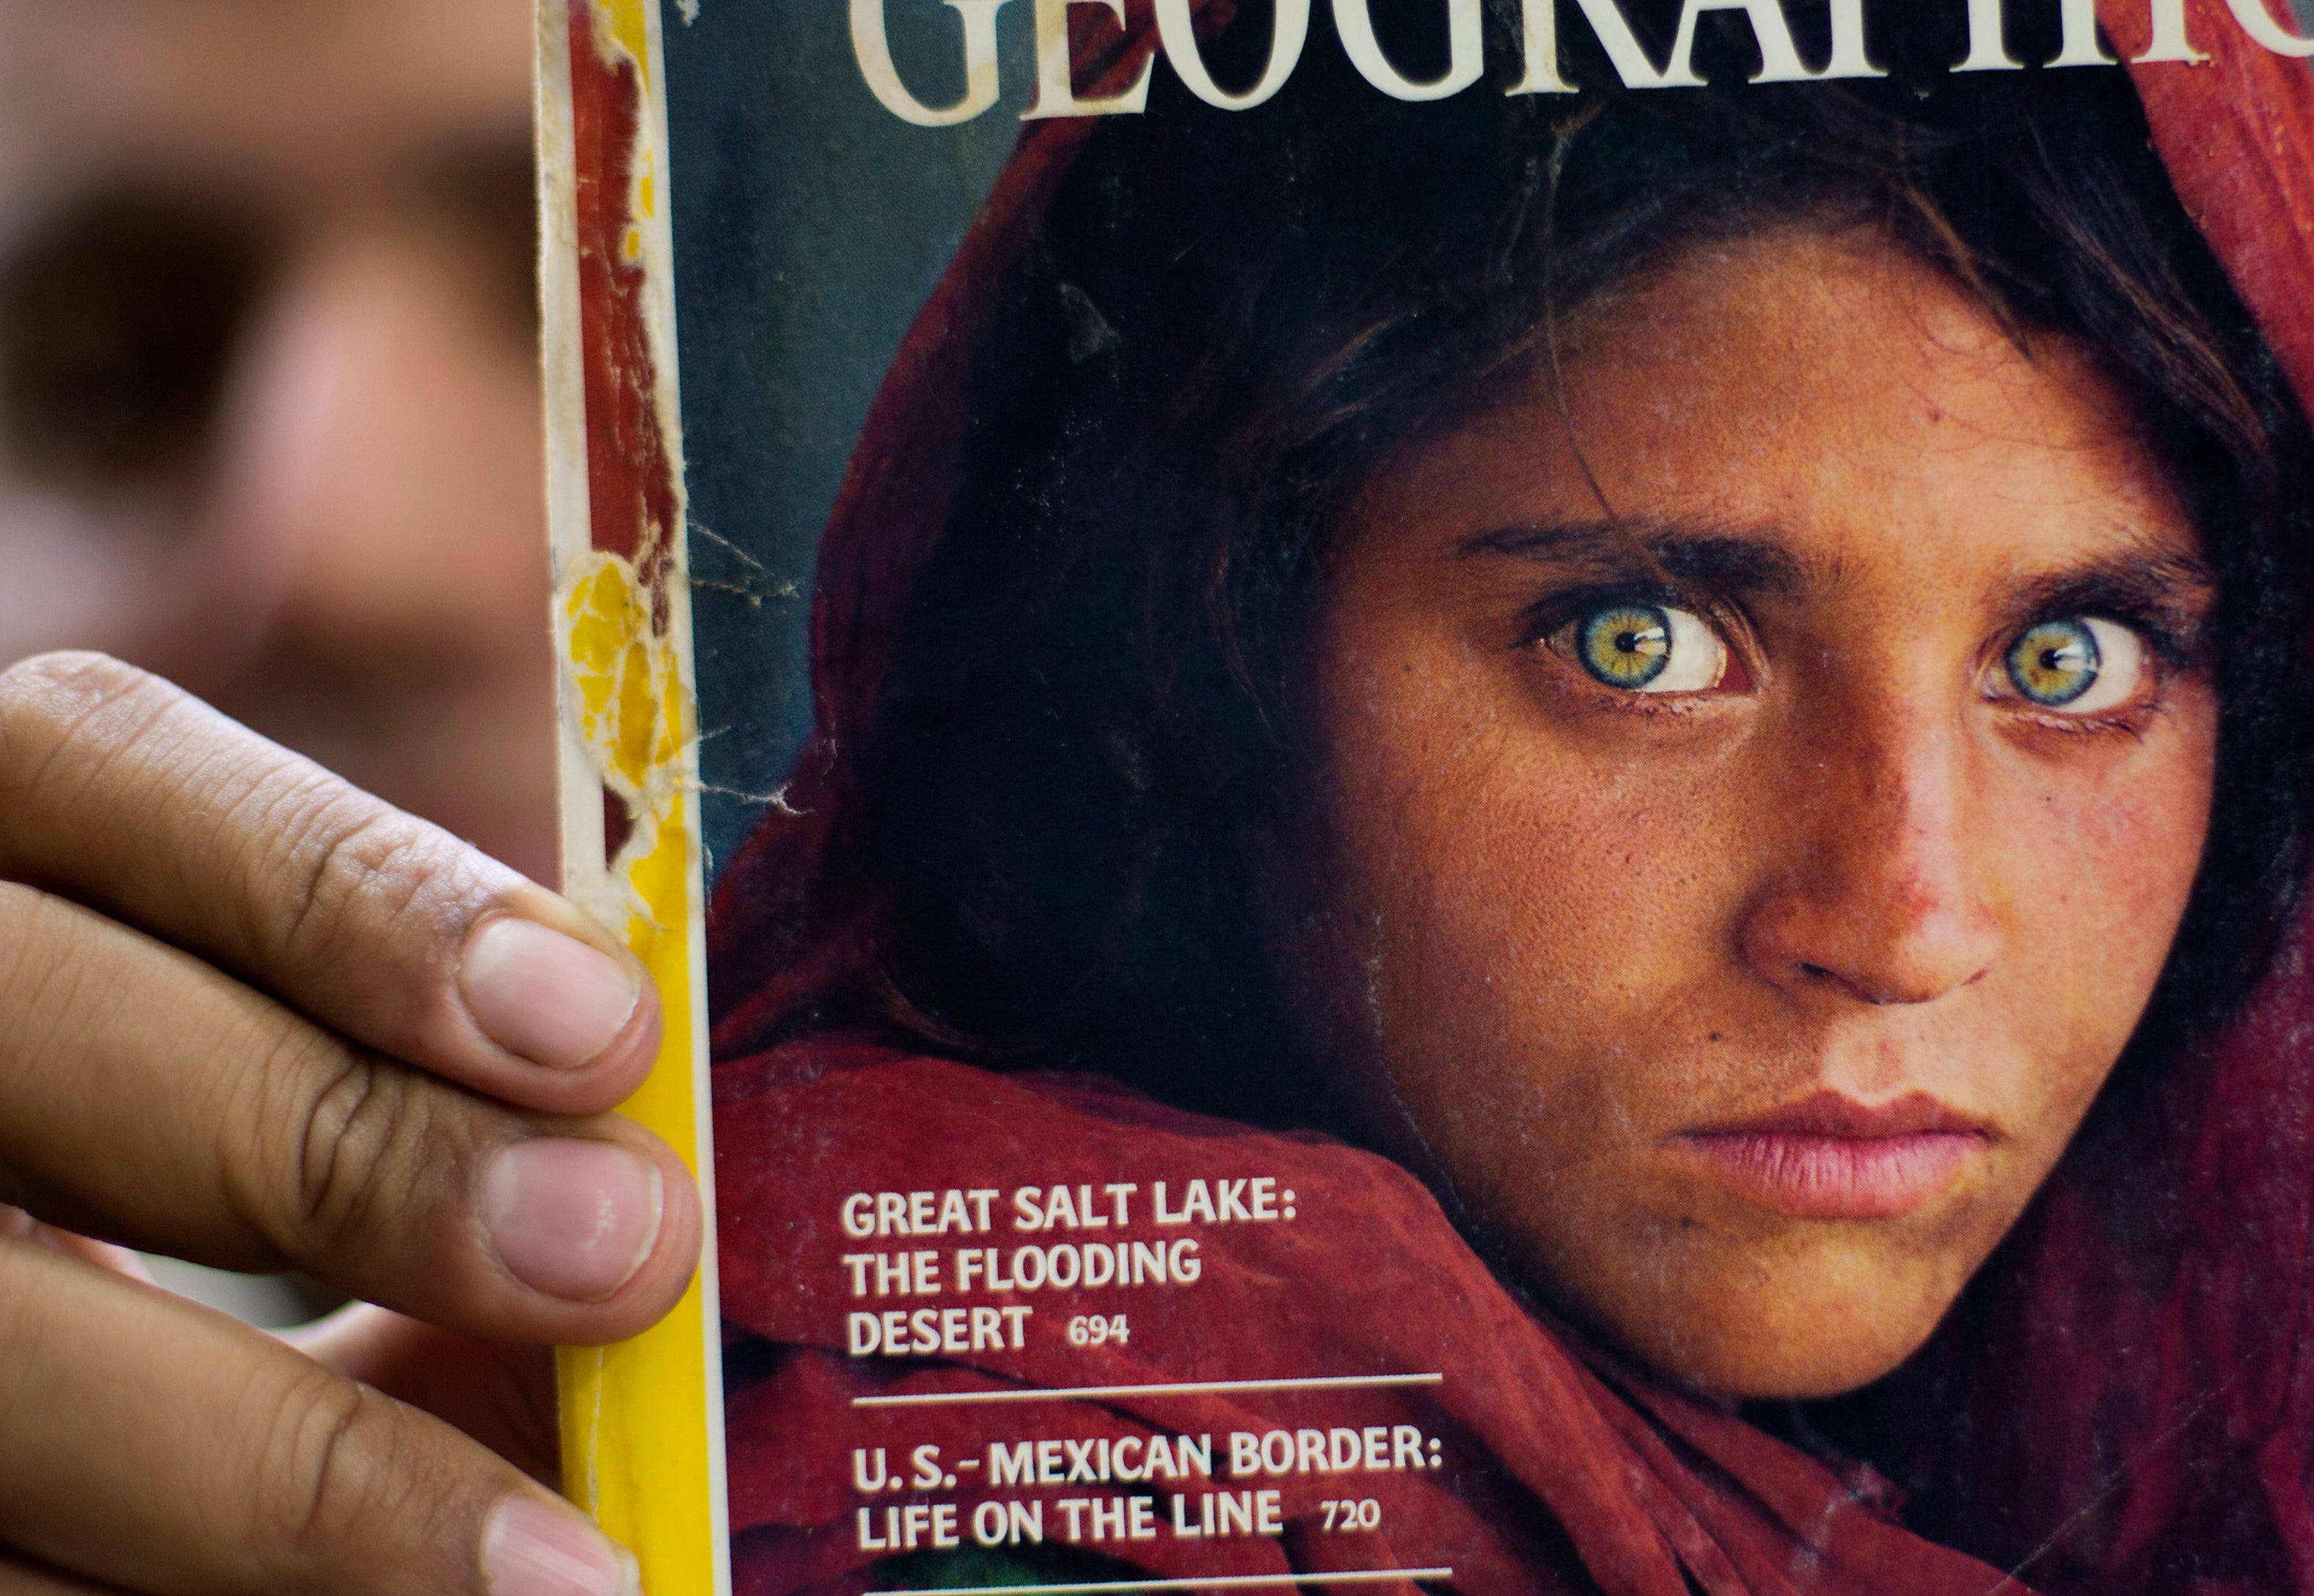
[564,552,687,838]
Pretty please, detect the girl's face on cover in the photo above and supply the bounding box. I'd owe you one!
[1300,229,2218,1400]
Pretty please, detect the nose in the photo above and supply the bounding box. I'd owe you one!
[1739,696,2001,1008]
[201,223,548,649]
[167,220,559,883]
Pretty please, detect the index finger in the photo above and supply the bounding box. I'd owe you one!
[0,653,655,1115]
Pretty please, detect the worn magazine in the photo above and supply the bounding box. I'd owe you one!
[535,2,2314,1592]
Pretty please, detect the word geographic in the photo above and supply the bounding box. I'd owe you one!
[851,0,2310,128]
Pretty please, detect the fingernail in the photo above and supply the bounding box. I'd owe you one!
[483,1496,640,1596]
[461,917,643,1070]
[484,1140,664,1302]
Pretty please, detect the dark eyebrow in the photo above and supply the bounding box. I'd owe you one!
[1463,521,2217,638]
[2004,547,2217,657]
[2008,547,2217,623]
[1459,520,1806,597]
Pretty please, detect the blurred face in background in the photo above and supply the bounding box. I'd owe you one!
[0,0,554,882]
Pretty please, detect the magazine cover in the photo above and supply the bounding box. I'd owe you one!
[536,1,2314,1591]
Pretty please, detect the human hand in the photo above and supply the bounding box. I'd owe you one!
[0,653,700,1596]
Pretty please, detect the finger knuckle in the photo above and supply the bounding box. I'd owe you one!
[254,1367,438,1584]
[275,798,433,956]
[259,779,506,997]
[275,1045,440,1253]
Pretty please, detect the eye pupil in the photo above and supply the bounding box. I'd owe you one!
[1579,604,1674,688]
[2007,618,2102,707]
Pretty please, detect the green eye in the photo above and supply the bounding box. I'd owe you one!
[1995,616,2147,716]
[2006,618,2101,707]
[1562,601,1729,693]
[1577,603,1674,689]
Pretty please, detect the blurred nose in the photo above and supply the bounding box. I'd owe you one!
[1739,689,2001,1008]
[173,216,558,883]
[201,222,547,651]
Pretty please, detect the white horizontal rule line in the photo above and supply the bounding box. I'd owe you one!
[865,1569,1455,1596]
[851,1373,1446,1409]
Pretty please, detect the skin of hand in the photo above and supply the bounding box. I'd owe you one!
[0,651,702,1596]
[0,3,625,1580]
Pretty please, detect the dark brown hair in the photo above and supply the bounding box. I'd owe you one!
[805,0,2314,1122]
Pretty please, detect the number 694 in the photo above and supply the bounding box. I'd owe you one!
[1066,1315,1129,1347]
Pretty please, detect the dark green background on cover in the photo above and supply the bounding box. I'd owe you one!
[662,0,1036,877]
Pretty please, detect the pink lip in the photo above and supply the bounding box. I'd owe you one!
[1674,1093,1993,1220]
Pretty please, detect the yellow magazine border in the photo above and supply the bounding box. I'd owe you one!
[536,3,730,1592]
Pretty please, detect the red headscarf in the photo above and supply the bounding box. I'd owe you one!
[707,3,2314,1591]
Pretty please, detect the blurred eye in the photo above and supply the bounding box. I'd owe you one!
[0,191,268,492]
[1997,616,2145,714]
[1564,601,1728,693]
[406,137,546,349]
